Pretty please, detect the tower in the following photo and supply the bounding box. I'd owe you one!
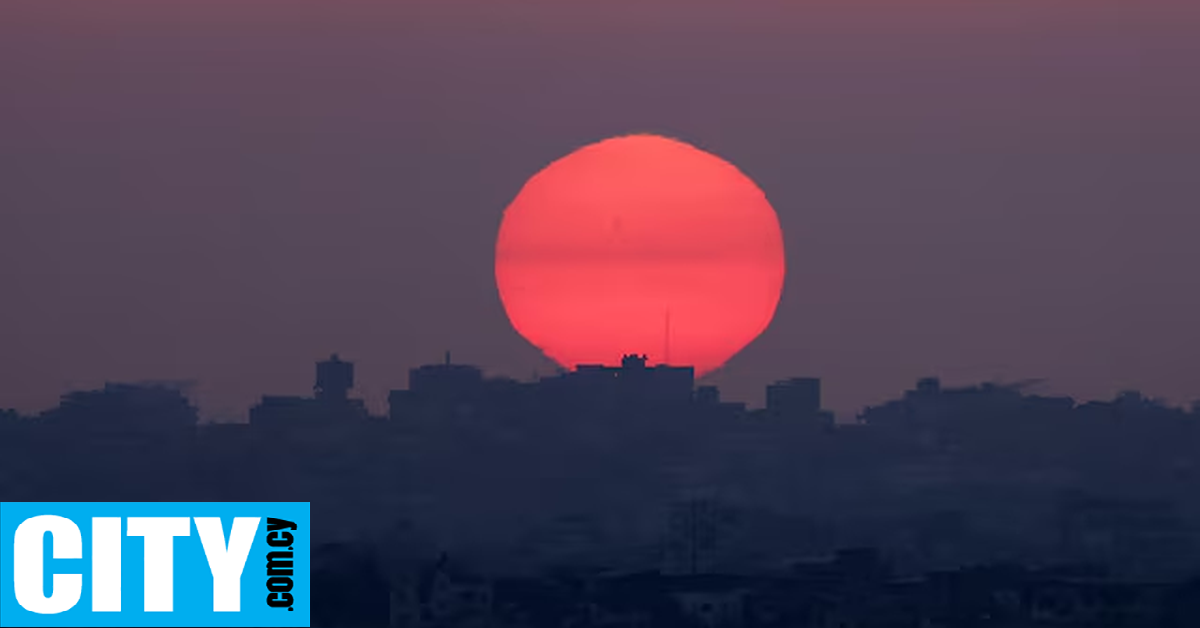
[315,354,354,402]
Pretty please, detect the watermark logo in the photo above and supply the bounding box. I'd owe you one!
[0,502,309,627]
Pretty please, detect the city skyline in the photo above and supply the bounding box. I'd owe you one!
[4,3,1200,626]
[3,1,1199,419]
[6,344,1198,584]
[7,350,1196,425]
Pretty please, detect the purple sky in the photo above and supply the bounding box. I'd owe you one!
[2,0,1198,420]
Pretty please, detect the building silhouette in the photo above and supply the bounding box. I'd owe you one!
[251,354,371,428]
[3,348,1200,617]
[41,382,198,435]
[316,353,355,402]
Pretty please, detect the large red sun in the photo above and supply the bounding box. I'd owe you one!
[495,134,786,377]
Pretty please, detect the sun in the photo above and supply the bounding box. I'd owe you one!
[495,134,786,377]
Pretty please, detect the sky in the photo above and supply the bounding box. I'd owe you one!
[1,0,1199,420]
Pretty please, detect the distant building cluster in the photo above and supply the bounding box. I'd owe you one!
[244,353,834,432]
[2,353,1199,603]
[252,354,372,428]
[310,545,1199,628]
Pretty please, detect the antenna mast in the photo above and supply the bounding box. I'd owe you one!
[664,307,671,365]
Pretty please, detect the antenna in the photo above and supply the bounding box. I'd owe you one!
[664,307,672,366]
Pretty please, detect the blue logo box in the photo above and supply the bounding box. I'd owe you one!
[0,502,309,627]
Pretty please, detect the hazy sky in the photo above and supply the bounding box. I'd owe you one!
[2,1,1199,419]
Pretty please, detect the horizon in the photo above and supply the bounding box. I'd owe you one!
[7,352,1194,424]
[3,1,1199,419]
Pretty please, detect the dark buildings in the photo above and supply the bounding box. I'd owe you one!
[316,353,355,402]
[544,354,695,408]
[251,354,371,428]
[764,377,833,429]
[41,382,199,435]
[3,350,1200,594]
[388,354,495,422]
[389,353,697,423]
[247,352,837,430]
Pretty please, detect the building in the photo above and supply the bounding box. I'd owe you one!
[388,353,490,422]
[766,378,820,419]
[315,354,354,402]
[41,382,199,434]
[408,352,485,399]
[250,354,370,428]
[390,353,697,422]
[547,354,695,408]
[765,378,833,427]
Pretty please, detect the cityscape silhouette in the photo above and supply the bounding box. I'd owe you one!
[4,2,1200,626]
[2,353,1199,626]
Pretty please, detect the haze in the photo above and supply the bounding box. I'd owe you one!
[2,0,1199,419]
